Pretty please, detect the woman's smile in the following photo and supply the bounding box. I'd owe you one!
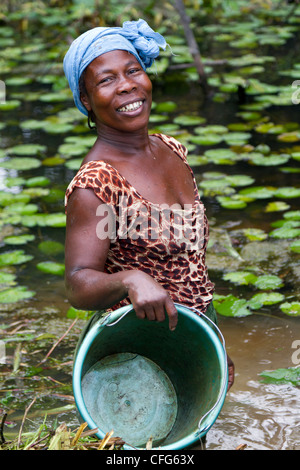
[117,99,144,113]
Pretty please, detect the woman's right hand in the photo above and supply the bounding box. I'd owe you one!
[123,270,178,331]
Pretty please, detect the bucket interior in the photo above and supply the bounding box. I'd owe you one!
[75,308,225,449]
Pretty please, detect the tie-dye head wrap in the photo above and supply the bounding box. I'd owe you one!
[63,19,167,116]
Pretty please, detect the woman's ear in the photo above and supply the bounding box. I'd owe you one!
[80,93,92,112]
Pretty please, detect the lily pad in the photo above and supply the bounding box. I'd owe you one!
[253,275,284,290]
[6,144,46,156]
[38,240,65,256]
[283,211,300,220]
[280,301,300,316]
[0,286,35,303]
[269,227,300,239]
[249,292,284,308]
[155,101,177,113]
[216,196,247,209]
[265,201,291,212]
[25,176,50,187]
[242,228,268,241]
[222,271,258,286]
[3,234,35,245]
[239,186,276,199]
[213,294,252,317]
[0,100,21,110]
[249,153,290,166]
[189,134,223,146]
[21,212,66,228]
[0,250,33,267]
[0,157,41,170]
[173,115,206,126]
[0,271,16,285]
[260,367,300,386]
[289,240,300,253]
[36,261,65,276]
[274,187,300,199]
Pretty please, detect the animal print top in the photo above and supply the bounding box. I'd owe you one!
[65,133,214,314]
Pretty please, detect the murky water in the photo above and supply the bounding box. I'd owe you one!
[204,315,300,449]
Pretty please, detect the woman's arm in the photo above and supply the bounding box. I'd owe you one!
[64,187,178,330]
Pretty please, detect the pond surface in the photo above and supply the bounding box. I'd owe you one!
[0,5,300,450]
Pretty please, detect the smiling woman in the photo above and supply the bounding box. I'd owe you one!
[79,52,152,133]
[63,19,234,391]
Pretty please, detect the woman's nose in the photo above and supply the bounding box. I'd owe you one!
[117,74,137,94]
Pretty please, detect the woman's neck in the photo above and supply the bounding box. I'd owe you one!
[95,123,151,155]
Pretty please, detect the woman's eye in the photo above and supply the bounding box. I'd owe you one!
[98,76,112,85]
[128,68,140,74]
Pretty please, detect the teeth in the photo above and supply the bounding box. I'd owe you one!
[118,101,143,112]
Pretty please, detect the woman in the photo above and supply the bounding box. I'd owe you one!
[63,19,234,389]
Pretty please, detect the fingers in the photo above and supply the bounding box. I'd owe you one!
[133,295,178,332]
[165,296,178,331]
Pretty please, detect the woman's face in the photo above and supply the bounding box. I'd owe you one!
[81,50,152,133]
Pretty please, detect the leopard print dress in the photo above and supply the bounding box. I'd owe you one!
[65,133,215,316]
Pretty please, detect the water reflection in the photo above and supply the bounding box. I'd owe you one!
[207,381,300,450]
[205,315,300,450]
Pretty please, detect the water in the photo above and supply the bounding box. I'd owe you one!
[205,315,300,450]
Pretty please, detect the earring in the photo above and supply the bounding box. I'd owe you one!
[88,111,96,130]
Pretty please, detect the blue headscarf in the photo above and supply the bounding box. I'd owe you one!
[63,19,167,116]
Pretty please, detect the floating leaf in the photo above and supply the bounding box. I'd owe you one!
[249,292,284,308]
[249,153,290,166]
[173,115,206,126]
[239,186,276,199]
[0,157,41,170]
[189,134,223,146]
[155,101,177,113]
[254,275,284,290]
[289,240,300,253]
[265,201,291,212]
[0,250,33,266]
[39,91,72,102]
[242,228,268,241]
[3,234,35,245]
[280,301,300,316]
[6,144,46,156]
[21,212,66,228]
[0,286,35,303]
[283,211,300,220]
[213,294,252,317]
[0,100,21,110]
[37,261,65,276]
[222,271,258,286]
[225,175,255,187]
[216,196,247,209]
[3,202,38,215]
[25,176,50,187]
[38,240,65,256]
[269,227,300,239]
[0,271,16,285]
[260,367,300,386]
[274,187,300,199]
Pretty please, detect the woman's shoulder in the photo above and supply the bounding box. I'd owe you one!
[151,133,188,160]
[65,159,131,209]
